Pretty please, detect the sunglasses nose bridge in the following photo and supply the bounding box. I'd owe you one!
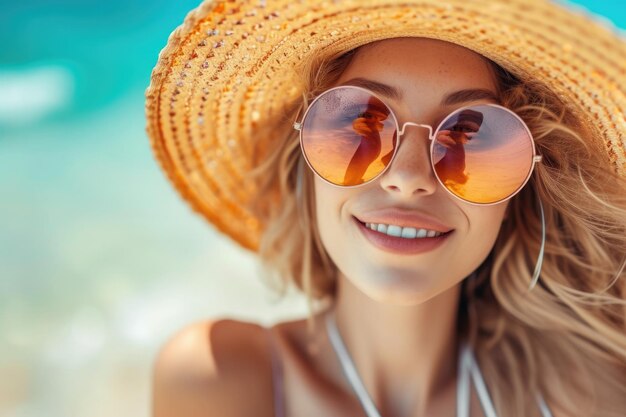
[397,122,434,140]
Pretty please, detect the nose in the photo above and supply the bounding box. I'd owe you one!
[378,124,439,198]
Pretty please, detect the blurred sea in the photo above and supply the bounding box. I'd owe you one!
[1,1,624,416]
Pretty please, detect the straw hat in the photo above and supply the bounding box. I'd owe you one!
[145,0,626,252]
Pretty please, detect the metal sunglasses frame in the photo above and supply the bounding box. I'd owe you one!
[293,84,543,206]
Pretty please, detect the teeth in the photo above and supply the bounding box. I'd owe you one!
[386,225,402,237]
[364,222,444,239]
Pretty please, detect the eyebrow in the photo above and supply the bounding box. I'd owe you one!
[340,77,500,106]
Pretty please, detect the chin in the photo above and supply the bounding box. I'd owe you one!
[355,270,444,304]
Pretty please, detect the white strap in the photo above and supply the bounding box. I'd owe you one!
[326,310,382,417]
[467,346,554,417]
[536,391,554,417]
[325,309,553,417]
[457,343,472,417]
[467,346,499,417]
[326,310,468,417]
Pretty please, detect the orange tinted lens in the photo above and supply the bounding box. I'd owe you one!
[300,87,397,186]
[432,105,535,204]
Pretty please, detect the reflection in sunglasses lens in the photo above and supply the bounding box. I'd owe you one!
[300,87,536,204]
[433,105,534,204]
[301,87,398,186]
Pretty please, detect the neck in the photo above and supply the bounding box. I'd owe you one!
[331,272,462,416]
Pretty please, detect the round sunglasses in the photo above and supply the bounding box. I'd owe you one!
[293,85,542,205]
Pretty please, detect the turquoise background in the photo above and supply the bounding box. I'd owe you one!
[0,1,624,416]
[1,0,624,128]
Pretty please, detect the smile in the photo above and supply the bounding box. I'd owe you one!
[354,217,453,255]
[364,222,445,239]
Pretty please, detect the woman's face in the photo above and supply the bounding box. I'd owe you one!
[313,38,510,305]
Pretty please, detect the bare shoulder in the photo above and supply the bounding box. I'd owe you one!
[151,318,275,417]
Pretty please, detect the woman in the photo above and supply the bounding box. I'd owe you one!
[145,1,626,416]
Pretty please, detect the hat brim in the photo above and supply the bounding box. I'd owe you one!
[145,0,626,251]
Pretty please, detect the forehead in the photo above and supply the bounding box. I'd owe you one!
[335,37,497,108]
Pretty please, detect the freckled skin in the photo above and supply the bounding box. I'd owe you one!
[314,38,510,304]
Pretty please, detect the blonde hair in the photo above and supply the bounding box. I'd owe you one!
[247,42,626,417]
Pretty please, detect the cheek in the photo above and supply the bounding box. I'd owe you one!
[313,176,366,277]
[314,177,345,251]
[463,203,508,258]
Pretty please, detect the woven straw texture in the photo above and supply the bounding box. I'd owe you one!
[145,0,626,251]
